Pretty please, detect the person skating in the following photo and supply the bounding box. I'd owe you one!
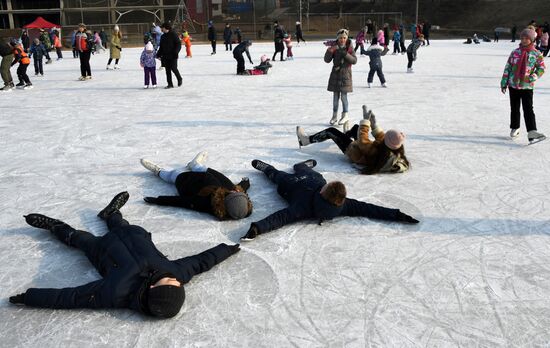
[295,21,306,45]
[364,38,387,88]
[9,192,240,318]
[223,23,233,51]
[140,41,157,88]
[272,21,286,61]
[106,25,122,69]
[156,22,182,89]
[29,38,47,76]
[233,40,253,75]
[140,152,253,220]
[208,21,217,55]
[52,31,63,60]
[241,159,418,240]
[39,29,53,64]
[182,31,192,58]
[399,23,406,54]
[9,39,32,89]
[297,105,410,175]
[283,33,294,60]
[354,27,366,53]
[75,23,93,80]
[0,40,15,91]
[234,27,242,43]
[511,25,517,42]
[20,30,30,53]
[392,27,401,54]
[501,27,546,144]
[422,21,431,45]
[325,28,357,126]
[406,34,424,73]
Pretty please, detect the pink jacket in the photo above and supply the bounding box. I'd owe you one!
[376,30,384,46]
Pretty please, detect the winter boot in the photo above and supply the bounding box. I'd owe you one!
[24,214,63,231]
[329,111,338,125]
[186,151,208,171]
[528,130,546,144]
[510,128,520,138]
[296,126,310,147]
[294,159,317,170]
[251,159,271,173]
[338,112,349,125]
[97,191,130,220]
[140,158,162,176]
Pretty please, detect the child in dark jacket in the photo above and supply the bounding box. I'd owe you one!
[140,41,157,88]
[241,159,418,240]
[141,151,253,220]
[9,40,32,89]
[364,38,387,88]
[29,38,47,76]
[406,35,424,73]
[9,192,240,318]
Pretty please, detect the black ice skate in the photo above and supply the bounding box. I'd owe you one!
[24,214,63,231]
[251,159,271,172]
[97,191,129,219]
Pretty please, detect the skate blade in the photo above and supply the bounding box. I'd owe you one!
[528,136,546,145]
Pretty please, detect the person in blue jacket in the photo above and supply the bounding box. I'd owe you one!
[223,23,233,51]
[9,191,240,318]
[241,159,419,240]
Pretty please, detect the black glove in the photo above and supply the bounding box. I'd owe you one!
[117,46,121,51]
[396,211,419,224]
[249,61,254,65]
[9,293,26,305]
[143,197,158,204]
[241,224,259,241]
[229,244,241,254]
[238,177,250,192]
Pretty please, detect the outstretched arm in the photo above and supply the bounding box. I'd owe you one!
[340,198,418,223]
[173,243,240,283]
[253,207,301,234]
[14,280,107,309]
[144,195,211,213]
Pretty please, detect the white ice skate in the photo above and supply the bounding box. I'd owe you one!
[114,64,120,70]
[528,130,546,145]
[140,158,162,176]
[329,112,338,126]
[143,85,149,89]
[381,83,388,88]
[407,68,414,73]
[186,151,208,171]
[338,112,349,125]
[367,83,371,88]
[106,65,112,70]
[296,126,310,147]
[510,128,520,139]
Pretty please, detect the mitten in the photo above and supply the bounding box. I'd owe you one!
[396,211,419,224]
[143,197,158,204]
[9,293,26,305]
[238,177,250,192]
[241,224,259,241]
[229,244,241,254]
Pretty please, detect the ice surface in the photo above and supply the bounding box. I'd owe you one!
[1,40,550,347]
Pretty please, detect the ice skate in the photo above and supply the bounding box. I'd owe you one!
[186,151,208,171]
[152,85,157,88]
[338,112,349,125]
[78,76,86,81]
[407,68,414,73]
[24,214,63,231]
[329,112,338,126]
[85,76,92,80]
[140,158,163,176]
[24,83,33,90]
[97,191,130,220]
[1,83,14,91]
[296,126,310,147]
[294,159,317,170]
[251,159,271,172]
[381,83,388,88]
[15,81,25,88]
[510,128,520,139]
[367,83,371,88]
[528,130,546,145]
[114,64,120,70]
[362,105,370,119]
[106,64,112,70]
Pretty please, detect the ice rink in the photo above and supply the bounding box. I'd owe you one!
[1,39,550,347]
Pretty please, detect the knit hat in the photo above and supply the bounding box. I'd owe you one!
[260,54,268,62]
[114,25,120,32]
[145,42,154,51]
[336,28,349,39]
[224,192,249,219]
[147,285,185,318]
[384,130,405,150]
[520,28,537,42]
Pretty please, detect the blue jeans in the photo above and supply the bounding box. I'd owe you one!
[332,91,348,113]
[159,164,207,184]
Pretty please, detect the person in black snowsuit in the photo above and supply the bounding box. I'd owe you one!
[140,152,253,220]
[234,27,242,43]
[99,29,108,49]
[233,40,253,75]
[422,21,431,45]
[295,21,306,44]
[156,22,182,89]
[208,21,217,55]
[223,23,233,51]
[241,159,419,240]
[8,192,240,318]
[406,35,424,72]
[511,25,517,42]
[20,30,30,53]
[272,21,286,61]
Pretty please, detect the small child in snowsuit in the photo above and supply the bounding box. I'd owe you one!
[297,105,410,175]
[9,40,32,89]
[392,28,401,54]
[182,31,192,58]
[365,38,386,88]
[53,32,63,60]
[246,55,273,75]
[283,33,294,60]
[501,28,546,143]
[406,34,424,73]
[29,38,47,76]
[140,42,157,88]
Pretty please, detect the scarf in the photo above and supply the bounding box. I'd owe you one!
[515,43,536,85]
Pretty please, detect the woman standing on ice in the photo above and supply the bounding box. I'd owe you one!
[106,25,122,70]
[75,23,92,80]
[140,152,253,220]
[501,27,546,144]
[296,105,410,175]
[325,28,357,126]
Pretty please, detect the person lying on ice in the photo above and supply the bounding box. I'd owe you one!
[141,151,253,220]
[241,159,418,240]
[9,192,240,318]
[296,105,410,175]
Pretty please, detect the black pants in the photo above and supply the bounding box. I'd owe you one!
[309,125,359,153]
[400,40,406,52]
[56,47,63,59]
[509,87,537,131]
[393,41,400,54]
[407,52,414,68]
[162,58,182,87]
[17,64,31,84]
[34,58,43,75]
[50,211,130,272]
[210,40,216,53]
[73,48,79,58]
[235,54,245,74]
[107,58,119,65]
[296,33,305,43]
[368,65,386,84]
[272,42,284,61]
[225,42,232,51]
[354,43,363,52]
[79,50,92,77]
[262,162,320,197]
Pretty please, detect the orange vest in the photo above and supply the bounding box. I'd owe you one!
[14,46,30,65]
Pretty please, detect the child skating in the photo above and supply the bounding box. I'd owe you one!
[283,33,294,60]
[501,27,546,144]
[29,38,47,76]
[140,41,157,88]
[364,38,387,88]
[9,39,32,89]
[406,34,424,73]
[182,31,192,58]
